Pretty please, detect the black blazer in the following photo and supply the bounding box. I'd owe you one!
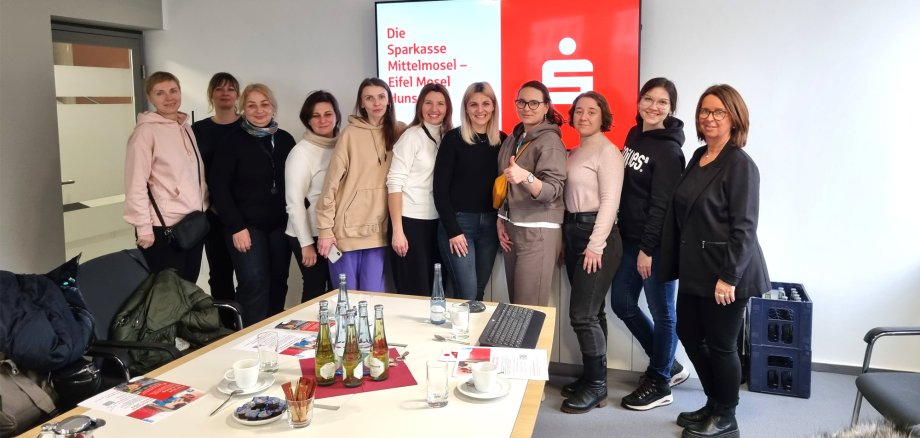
[659,145,770,299]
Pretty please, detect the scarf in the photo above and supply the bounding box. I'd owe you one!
[241,117,279,138]
[303,130,337,149]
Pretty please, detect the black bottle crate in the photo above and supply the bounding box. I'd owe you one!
[747,344,811,398]
[749,282,812,350]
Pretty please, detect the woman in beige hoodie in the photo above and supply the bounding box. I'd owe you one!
[316,78,404,292]
[123,71,208,282]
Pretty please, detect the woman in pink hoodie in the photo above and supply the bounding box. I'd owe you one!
[123,71,208,282]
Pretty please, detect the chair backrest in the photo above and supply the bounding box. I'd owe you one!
[78,249,150,340]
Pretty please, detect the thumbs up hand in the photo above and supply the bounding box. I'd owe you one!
[504,155,529,184]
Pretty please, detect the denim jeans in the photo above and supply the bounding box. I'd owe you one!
[437,212,499,301]
[563,222,622,357]
[610,240,678,380]
[225,226,290,327]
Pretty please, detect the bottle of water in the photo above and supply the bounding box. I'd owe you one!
[357,301,373,374]
[336,273,350,312]
[430,263,446,325]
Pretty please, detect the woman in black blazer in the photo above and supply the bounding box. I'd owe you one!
[660,84,769,438]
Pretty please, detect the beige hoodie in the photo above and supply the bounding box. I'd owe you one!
[315,115,405,251]
[123,111,208,236]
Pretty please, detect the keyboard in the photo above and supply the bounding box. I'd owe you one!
[478,303,546,349]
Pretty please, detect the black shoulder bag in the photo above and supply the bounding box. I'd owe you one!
[146,129,209,250]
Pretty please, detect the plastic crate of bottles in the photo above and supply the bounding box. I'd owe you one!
[749,282,812,350]
[747,344,811,398]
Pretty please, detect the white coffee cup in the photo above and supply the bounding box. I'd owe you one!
[224,358,260,389]
[471,362,499,393]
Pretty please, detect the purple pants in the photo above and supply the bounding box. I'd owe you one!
[327,247,386,292]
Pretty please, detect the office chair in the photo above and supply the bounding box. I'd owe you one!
[850,326,920,434]
[79,249,243,384]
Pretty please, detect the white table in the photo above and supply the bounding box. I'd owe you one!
[23,292,555,438]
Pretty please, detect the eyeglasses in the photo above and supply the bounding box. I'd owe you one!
[699,108,729,121]
[640,95,671,110]
[514,99,544,110]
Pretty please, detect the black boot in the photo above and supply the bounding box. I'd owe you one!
[676,400,713,427]
[560,377,583,398]
[681,403,739,438]
[561,355,608,414]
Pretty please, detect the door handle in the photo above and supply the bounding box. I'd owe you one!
[61,180,75,185]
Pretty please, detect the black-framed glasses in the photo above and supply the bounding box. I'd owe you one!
[514,99,544,110]
[699,108,728,121]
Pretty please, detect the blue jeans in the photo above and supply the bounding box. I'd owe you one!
[610,240,678,380]
[225,226,290,327]
[437,212,499,301]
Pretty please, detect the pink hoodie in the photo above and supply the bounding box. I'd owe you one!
[123,111,208,236]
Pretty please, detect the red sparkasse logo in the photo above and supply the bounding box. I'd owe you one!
[500,0,640,149]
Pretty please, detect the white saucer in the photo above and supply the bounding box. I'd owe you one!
[231,411,283,426]
[218,372,275,395]
[456,377,511,400]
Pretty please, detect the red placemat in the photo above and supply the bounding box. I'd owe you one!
[299,348,417,399]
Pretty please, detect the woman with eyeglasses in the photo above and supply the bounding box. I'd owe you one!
[433,82,506,312]
[386,83,453,295]
[284,90,340,302]
[660,84,770,438]
[558,91,623,414]
[496,80,567,306]
[209,83,295,326]
[316,78,404,292]
[609,78,689,412]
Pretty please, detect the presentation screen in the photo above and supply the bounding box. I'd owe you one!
[376,0,640,148]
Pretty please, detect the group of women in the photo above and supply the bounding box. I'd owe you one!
[123,71,769,438]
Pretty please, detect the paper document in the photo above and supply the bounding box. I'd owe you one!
[79,377,205,423]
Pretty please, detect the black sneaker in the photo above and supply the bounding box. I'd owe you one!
[622,375,673,411]
[670,361,690,387]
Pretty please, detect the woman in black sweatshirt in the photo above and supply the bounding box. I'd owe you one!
[609,78,688,411]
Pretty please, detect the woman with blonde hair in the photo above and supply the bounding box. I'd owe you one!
[433,82,506,311]
[209,83,295,326]
[124,71,207,282]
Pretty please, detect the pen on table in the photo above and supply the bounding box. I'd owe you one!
[389,342,408,347]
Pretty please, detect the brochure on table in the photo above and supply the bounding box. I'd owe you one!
[233,328,318,358]
[440,346,549,380]
[79,378,205,423]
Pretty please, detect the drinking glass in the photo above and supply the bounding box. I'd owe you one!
[426,360,449,408]
[257,331,279,373]
[450,303,470,340]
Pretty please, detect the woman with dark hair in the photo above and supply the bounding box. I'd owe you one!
[386,83,452,295]
[209,83,295,326]
[192,72,240,303]
[434,81,506,312]
[559,91,623,414]
[284,90,341,302]
[124,71,207,282]
[496,80,567,306]
[611,77,690,411]
[316,78,405,292]
[661,84,770,438]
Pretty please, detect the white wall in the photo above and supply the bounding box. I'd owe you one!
[0,0,162,272]
[641,1,920,369]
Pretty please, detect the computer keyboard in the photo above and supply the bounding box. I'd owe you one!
[478,303,546,349]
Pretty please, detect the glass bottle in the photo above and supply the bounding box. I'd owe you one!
[370,304,390,381]
[336,273,350,314]
[333,301,348,371]
[357,301,373,374]
[314,308,336,386]
[430,263,446,325]
[342,309,364,388]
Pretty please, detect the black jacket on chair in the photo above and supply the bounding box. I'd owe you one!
[659,145,770,299]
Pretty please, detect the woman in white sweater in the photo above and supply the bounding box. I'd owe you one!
[386,83,453,295]
[284,91,341,301]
